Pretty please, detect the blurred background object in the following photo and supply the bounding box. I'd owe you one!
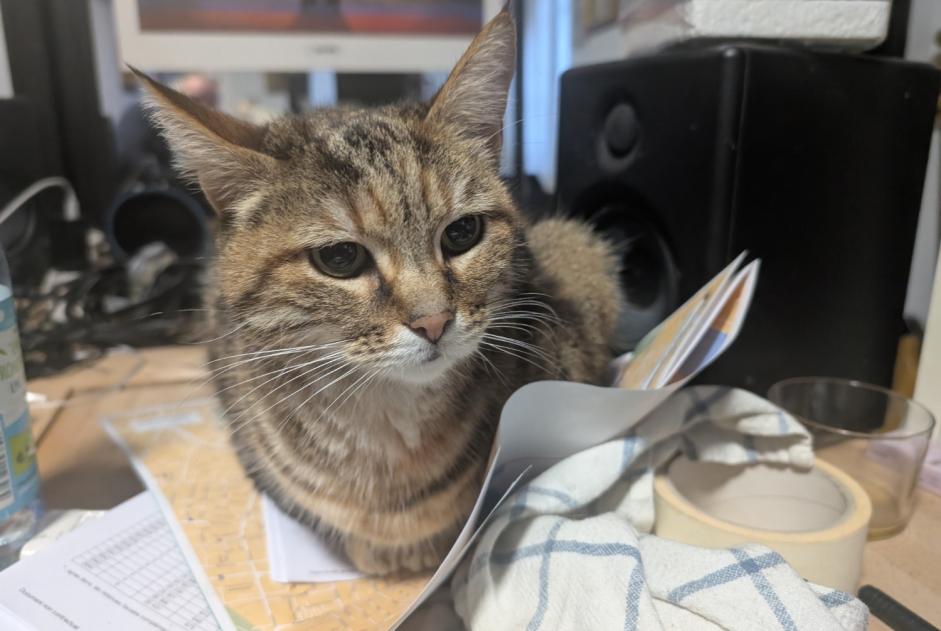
[0,0,506,378]
[573,0,894,65]
[0,0,940,400]
[557,39,938,393]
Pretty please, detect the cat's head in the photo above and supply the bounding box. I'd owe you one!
[138,12,525,385]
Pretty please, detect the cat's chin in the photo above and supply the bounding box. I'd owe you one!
[391,353,458,386]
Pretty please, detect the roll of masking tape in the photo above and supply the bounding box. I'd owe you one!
[654,456,871,593]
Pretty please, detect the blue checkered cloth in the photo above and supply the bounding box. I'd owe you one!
[451,386,869,630]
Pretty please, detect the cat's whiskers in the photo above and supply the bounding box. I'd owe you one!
[206,339,348,367]
[474,349,511,389]
[219,352,347,418]
[488,298,560,318]
[346,366,391,422]
[484,111,568,150]
[185,320,250,345]
[480,332,557,365]
[214,351,345,396]
[488,318,556,339]
[487,294,564,340]
[147,307,211,318]
[492,292,556,303]
[180,339,349,404]
[198,340,342,384]
[488,306,562,329]
[317,365,385,424]
[478,339,559,377]
[487,321,549,341]
[227,359,355,435]
[479,336,553,364]
[272,364,362,434]
[489,308,557,320]
[489,306,558,320]
[519,291,555,300]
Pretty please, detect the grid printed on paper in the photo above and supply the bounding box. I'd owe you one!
[71,512,221,631]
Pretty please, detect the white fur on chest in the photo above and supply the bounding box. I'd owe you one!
[329,380,440,461]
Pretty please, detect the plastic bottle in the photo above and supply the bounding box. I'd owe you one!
[0,243,40,569]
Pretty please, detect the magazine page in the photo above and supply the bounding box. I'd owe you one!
[616,253,746,389]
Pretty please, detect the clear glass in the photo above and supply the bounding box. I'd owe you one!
[0,244,42,569]
[768,378,935,539]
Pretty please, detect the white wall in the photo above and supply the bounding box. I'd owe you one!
[519,0,573,192]
[915,245,941,436]
[0,3,13,98]
[904,0,941,331]
[89,0,136,126]
[908,0,941,433]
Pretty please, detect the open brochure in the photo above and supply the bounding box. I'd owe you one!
[617,252,758,390]
[486,254,758,498]
[0,254,758,631]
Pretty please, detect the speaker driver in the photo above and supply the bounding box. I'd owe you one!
[588,204,679,352]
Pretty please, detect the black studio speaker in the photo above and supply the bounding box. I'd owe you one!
[557,43,940,393]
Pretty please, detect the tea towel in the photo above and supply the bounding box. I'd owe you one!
[451,386,869,631]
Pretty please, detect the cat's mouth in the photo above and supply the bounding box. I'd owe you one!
[394,351,453,385]
[380,318,484,385]
[388,337,474,385]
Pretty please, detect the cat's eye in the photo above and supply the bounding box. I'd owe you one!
[309,242,370,278]
[441,215,483,256]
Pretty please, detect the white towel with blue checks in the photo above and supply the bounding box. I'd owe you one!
[450,386,869,631]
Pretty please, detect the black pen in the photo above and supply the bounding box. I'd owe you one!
[858,585,940,631]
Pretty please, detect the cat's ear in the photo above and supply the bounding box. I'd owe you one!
[426,9,516,157]
[130,67,277,216]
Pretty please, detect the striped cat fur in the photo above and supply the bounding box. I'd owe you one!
[135,10,623,574]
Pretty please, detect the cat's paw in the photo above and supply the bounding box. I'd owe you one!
[344,537,443,576]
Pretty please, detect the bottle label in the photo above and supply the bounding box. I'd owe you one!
[0,294,38,521]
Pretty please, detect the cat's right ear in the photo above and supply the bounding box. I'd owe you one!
[425,9,516,159]
[130,67,277,217]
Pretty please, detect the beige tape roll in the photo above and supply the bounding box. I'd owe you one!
[654,456,872,593]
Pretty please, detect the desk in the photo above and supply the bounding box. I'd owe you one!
[28,346,941,630]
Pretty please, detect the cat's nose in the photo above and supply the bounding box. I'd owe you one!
[408,310,453,344]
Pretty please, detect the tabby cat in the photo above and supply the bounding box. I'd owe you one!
[137,10,623,575]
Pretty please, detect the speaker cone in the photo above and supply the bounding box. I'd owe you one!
[587,204,679,352]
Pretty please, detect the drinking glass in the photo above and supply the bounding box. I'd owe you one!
[768,378,935,539]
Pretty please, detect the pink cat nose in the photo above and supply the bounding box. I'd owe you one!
[408,310,453,344]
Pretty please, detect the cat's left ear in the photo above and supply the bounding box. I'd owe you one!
[426,9,516,158]
[130,67,278,218]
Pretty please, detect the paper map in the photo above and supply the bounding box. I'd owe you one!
[102,399,429,631]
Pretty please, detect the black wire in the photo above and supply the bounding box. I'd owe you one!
[16,260,205,378]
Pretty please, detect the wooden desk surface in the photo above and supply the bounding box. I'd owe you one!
[28,346,941,630]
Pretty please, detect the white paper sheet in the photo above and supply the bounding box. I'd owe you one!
[0,492,226,631]
[262,494,363,583]
[489,380,681,494]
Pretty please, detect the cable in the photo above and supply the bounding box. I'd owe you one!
[16,258,205,378]
[0,176,80,226]
[858,585,939,631]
